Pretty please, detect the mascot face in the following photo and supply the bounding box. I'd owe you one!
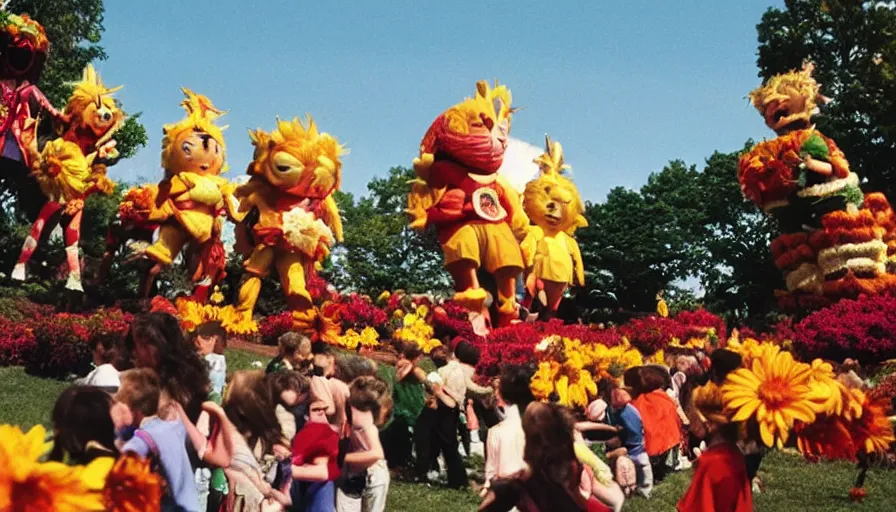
[66,65,125,139]
[249,116,344,199]
[0,14,48,80]
[749,63,825,135]
[523,137,586,235]
[421,80,514,177]
[524,173,585,234]
[162,89,227,176]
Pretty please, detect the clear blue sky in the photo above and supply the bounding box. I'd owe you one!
[99,0,782,203]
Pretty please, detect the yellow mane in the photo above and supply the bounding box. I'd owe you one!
[161,88,228,171]
[247,115,346,184]
[64,64,124,144]
[442,80,514,136]
[748,62,823,116]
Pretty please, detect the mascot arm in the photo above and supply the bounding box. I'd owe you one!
[24,84,66,123]
[425,188,469,225]
[320,195,344,243]
[497,176,530,241]
[407,180,444,230]
[520,225,543,269]
[569,237,585,287]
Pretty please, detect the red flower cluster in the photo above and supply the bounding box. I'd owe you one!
[258,311,297,346]
[0,317,35,366]
[790,294,896,364]
[675,309,727,343]
[620,316,689,353]
[337,294,388,330]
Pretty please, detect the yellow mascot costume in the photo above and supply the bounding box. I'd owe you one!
[229,116,345,333]
[142,88,238,302]
[521,135,587,319]
[407,80,529,328]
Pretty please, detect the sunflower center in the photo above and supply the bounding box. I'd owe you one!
[758,378,792,408]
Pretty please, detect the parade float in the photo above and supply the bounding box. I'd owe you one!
[11,65,124,292]
[407,80,530,328]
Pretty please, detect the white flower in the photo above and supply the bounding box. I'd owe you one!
[535,336,555,352]
[281,207,335,256]
[251,361,263,368]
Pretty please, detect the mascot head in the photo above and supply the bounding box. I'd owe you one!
[247,115,345,199]
[161,88,227,176]
[523,136,586,236]
[416,80,514,182]
[749,62,828,135]
[0,10,48,82]
[65,65,124,141]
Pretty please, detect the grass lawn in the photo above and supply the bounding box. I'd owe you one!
[2,348,895,511]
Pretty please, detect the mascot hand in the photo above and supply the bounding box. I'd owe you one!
[98,140,119,160]
[413,152,435,176]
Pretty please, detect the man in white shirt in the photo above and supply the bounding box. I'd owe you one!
[483,364,532,493]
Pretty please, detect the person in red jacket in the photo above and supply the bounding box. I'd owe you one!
[291,395,340,511]
[677,382,753,512]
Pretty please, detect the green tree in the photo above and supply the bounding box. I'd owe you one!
[579,161,707,311]
[325,167,448,295]
[693,146,781,323]
[756,0,896,197]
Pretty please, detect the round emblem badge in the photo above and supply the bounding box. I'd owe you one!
[472,188,507,222]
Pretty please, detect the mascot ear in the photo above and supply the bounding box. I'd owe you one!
[248,129,258,145]
[576,214,588,228]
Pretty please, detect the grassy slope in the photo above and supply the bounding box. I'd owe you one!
[2,349,895,511]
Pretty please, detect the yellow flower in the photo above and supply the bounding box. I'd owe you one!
[722,350,819,448]
[339,329,363,350]
[377,290,391,303]
[359,327,380,347]
[402,313,418,327]
[416,304,430,319]
[530,361,559,401]
[657,298,669,318]
[0,425,105,512]
[393,310,405,320]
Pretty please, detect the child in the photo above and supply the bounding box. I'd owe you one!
[74,336,121,390]
[49,386,118,465]
[192,322,227,403]
[609,387,652,499]
[115,368,200,512]
[267,332,313,375]
[310,351,351,436]
[677,383,752,512]
[266,370,310,440]
[291,394,341,511]
[338,376,393,512]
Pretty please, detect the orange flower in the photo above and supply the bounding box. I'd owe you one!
[794,415,857,462]
[103,454,161,512]
[850,395,895,455]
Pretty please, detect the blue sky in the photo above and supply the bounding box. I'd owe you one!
[98,0,783,203]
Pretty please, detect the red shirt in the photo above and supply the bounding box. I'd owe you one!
[677,443,753,512]
[291,421,340,481]
[632,390,681,456]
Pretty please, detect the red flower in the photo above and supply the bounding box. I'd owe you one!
[849,487,866,503]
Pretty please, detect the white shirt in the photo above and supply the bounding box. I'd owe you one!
[74,363,120,389]
[485,404,527,484]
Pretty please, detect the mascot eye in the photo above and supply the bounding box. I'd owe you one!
[277,165,290,172]
[181,142,192,155]
[272,152,304,175]
[544,186,552,194]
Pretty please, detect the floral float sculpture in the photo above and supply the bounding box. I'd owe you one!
[407,80,530,327]
[97,183,160,282]
[12,65,123,291]
[229,116,345,334]
[521,135,587,319]
[738,63,896,309]
[139,89,238,302]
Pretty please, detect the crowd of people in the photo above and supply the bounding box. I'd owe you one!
[51,310,757,512]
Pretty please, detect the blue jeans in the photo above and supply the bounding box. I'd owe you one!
[291,480,335,512]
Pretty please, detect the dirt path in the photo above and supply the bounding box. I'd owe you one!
[228,338,278,357]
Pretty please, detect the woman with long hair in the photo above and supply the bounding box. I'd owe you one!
[480,402,611,512]
[123,312,210,422]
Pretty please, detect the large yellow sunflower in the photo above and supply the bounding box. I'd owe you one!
[0,425,105,512]
[102,454,162,512]
[722,350,820,447]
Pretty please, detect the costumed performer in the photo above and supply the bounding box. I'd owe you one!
[139,88,238,302]
[407,80,529,328]
[521,135,586,320]
[228,116,344,333]
[12,64,123,291]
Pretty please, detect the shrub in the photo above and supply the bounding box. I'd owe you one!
[0,316,35,366]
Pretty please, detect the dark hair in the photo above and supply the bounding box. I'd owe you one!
[710,350,743,385]
[193,321,227,354]
[90,335,122,368]
[117,368,161,417]
[623,366,644,396]
[266,370,309,405]
[522,403,581,495]
[499,364,535,408]
[401,343,423,362]
[430,346,449,368]
[49,387,117,465]
[454,340,480,366]
[124,313,209,422]
[640,365,672,393]
[335,354,377,382]
[225,370,284,455]
[349,376,393,426]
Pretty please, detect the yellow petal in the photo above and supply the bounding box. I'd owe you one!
[759,420,775,447]
[81,456,115,490]
[731,399,761,422]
